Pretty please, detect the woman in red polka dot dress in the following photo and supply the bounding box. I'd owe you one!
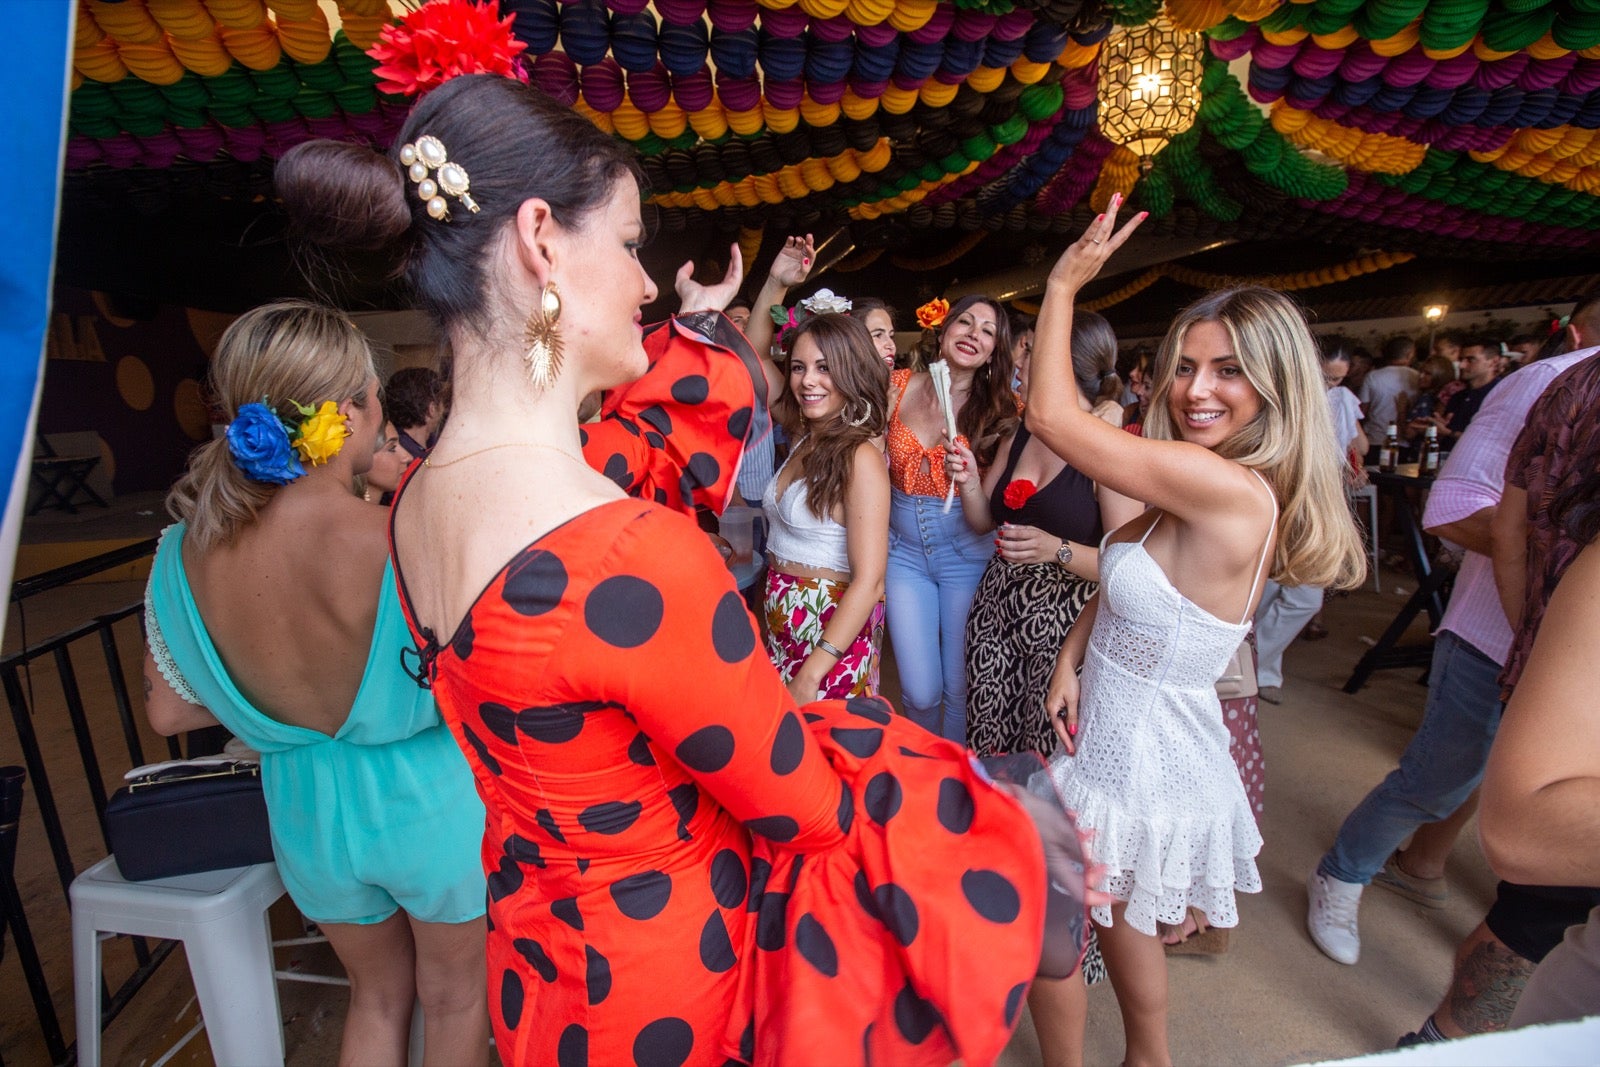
[281,76,1089,1067]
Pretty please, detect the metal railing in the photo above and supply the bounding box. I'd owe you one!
[3,538,174,1066]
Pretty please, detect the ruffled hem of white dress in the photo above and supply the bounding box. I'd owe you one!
[1049,760,1263,936]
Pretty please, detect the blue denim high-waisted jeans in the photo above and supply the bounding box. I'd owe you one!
[885,489,994,742]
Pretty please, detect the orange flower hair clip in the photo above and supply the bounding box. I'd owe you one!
[916,298,950,329]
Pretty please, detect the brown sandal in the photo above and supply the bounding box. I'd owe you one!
[1160,908,1230,956]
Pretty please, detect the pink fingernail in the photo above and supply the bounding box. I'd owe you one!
[1067,724,1077,736]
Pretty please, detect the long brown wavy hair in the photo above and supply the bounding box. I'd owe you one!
[772,313,889,520]
[937,295,1016,466]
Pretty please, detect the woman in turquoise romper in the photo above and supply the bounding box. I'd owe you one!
[141,301,488,1064]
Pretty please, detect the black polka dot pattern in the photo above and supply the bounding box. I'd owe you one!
[415,484,1055,1065]
[937,778,975,834]
[633,1018,694,1067]
[671,374,710,405]
[769,712,805,776]
[536,808,567,843]
[893,981,942,1045]
[585,945,611,1005]
[516,702,587,744]
[451,613,475,660]
[551,896,584,931]
[710,849,748,908]
[710,591,756,664]
[961,869,1023,924]
[846,696,892,724]
[585,576,665,648]
[831,726,884,758]
[745,815,799,842]
[487,856,523,902]
[460,723,502,776]
[639,403,674,437]
[755,890,790,951]
[726,405,752,440]
[676,725,735,772]
[864,772,903,825]
[795,913,839,977]
[502,550,567,616]
[684,452,721,489]
[557,1023,588,1067]
[836,783,855,834]
[627,732,656,766]
[699,910,737,972]
[667,783,699,832]
[603,453,634,490]
[874,883,920,946]
[478,702,518,744]
[504,834,545,867]
[1004,981,1028,1028]
[501,968,524,1030]
[611,870,672,920]
[578,800,642,836]
[513,938,557,982]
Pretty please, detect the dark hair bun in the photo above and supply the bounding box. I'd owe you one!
[277,140,411,253]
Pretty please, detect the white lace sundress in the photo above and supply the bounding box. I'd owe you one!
[1048,477,1272,935]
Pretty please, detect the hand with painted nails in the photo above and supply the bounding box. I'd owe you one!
[1047,193,1147,294]
[1044,647,1082,755]
[940,431,979,490]
[769,233,816,289]
[674,242,745,313]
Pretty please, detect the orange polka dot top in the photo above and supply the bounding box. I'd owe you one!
[886,368,967,497]
[389,317,1051,1067]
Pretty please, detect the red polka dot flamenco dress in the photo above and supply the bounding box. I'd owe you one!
[392,315,1052,1067]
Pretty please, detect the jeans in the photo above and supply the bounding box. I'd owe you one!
[1253,579,1325,688]
[1319,631,1503,885]
[885,490,993,742]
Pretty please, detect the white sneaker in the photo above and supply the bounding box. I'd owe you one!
[1306,869,1363,965]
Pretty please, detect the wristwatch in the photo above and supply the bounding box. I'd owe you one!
[1055,541,1074,568]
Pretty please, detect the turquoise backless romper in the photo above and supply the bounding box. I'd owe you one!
[146,524,485,926]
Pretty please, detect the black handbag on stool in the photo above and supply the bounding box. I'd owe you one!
[105,759,274,881]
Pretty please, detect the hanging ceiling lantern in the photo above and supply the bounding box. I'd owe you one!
[1096,16,1204,168]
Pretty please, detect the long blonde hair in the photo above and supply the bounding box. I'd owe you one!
[168,301,376,551]
[1143,287,1367,591]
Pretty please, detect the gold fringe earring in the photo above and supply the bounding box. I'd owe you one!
[523,282,564,389]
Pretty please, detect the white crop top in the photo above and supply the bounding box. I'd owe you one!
[761,448,852,575]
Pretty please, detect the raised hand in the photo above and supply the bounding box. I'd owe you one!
[768,234,815,289]
[674,242,746,313]
[1046,192,1147,295]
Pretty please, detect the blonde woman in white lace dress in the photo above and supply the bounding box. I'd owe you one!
[1025,200,1367,1067]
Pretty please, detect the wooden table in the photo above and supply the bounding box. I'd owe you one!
[1343,465,1453,694]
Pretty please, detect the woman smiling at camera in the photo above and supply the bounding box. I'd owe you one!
[1030,199,1366,1067]
[883,296,1016,743]
[761,313,890,703]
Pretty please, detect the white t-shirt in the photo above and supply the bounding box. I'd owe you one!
[1358,364,1418,446]
[1326,386,1363,458]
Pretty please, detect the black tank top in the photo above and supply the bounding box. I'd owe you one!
[987,426,1102,546]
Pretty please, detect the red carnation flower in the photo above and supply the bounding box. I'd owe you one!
[1002,479,1037,510]
[369,0,529,99]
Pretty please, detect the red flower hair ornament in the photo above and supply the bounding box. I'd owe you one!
[369,0,529,98]
[1002,479,1037,510]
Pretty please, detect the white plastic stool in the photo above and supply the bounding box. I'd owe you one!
[71,855,287,1067]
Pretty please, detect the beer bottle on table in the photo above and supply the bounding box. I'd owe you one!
[1421,424,1441,475]
[1379,423,1399,473]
